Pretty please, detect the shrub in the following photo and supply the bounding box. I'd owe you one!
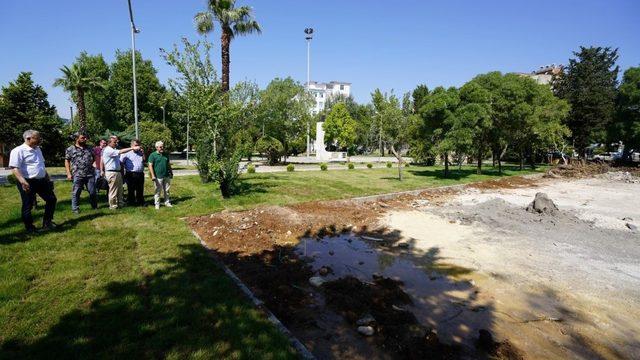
[256,136,284,165]
[348,163,355,170]
[367,163,373,169]
[320,163,328,171]
[386,161,392,168]
[7,173,18,185]
[247,164,256,174]
[404,162,410,167]
[287,164,295,172]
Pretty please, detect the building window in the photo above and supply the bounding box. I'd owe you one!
[340,84,344,90]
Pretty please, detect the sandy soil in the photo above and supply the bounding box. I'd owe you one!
[385,176,640,359]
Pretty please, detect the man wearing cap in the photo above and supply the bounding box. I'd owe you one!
[101,136,140,209]
[65,132,97,213]
[9,130,58,232]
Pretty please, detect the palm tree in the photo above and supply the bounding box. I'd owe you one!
[53,64,103,133]
[194,0,261,92]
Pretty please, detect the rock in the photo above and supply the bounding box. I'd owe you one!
[237,223,253,230]
[424,329,440,347]
[309,276,326,287]
[397,242,410,249]
[358,261,365,265]
[379,202,389,208]
[328,250,335,256]
[361,235,383,242]
[622,217,633,221]
[357,326,375,336]
[286,230,292,236]
[626,223,638,231]
[356,314,376,326]
[318,266,331,276]
[526,192,559,215]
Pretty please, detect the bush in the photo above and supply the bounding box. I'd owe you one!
[7,173,18,185]
[256,136,284,165]
[320,163,328,171]
[404,162,410,167]
[386,161,392,168]
[247,164,256,174]
[348,162,355,170]
[287,164,295,172]
[367,163,373,169]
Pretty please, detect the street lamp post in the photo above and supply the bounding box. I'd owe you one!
[127,0,141,139]
[304,27,313,158]
[160,105,166,126]
[186,111,190,166]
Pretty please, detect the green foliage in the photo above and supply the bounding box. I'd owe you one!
[323,103,357,150]
[554,46,619,153]
[0,72,66,164]
[348,162,355,170]
[259,77,313,158]
[247,164,256,173]
[124,121,174,155]
[256,136,284,165]
[367,163,373,169]
[320,163,328,171]
[286,164,295,172]
[386,161,392,168]
[404,162,410,167]
[613,66,640,149]
[74,52,113,135]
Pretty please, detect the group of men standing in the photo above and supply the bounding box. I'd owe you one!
[8,130,174,233]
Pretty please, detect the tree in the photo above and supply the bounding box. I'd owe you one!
[323,103,357,154]
[554,46,619,155]
[74,52,113,136]
[259,77,313,160]
[412,84,429,114]
[455,81,493,174]
[417,86,460,176]
[374,90,414,180]
[124,121,174,155]
[194,0,261,92]
[0,72,66,164]
[613,66,640,150]
[255,136,283,165]
[53,63,104,134]
[109,50,168,131]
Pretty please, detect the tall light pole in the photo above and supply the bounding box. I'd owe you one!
[186,111,190,166]
[160,105,166,126]
[304,27,314,158]
[127,0,141,139]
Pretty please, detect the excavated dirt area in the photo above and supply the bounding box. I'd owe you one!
[189,169,640,359]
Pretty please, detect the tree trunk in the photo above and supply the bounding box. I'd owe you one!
[443,152,449,178]
[76,88,86,134]
[391,145,402,181]
[477,148,482,175]
[519,150,524,170]
[499,144,508,174]
[221,30,231,93]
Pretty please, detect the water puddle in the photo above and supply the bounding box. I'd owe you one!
[295,234,491,347]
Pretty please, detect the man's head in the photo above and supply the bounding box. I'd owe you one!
[108,136,119,148]
[23,130,41,147]
[155,141,164,153]
[131,139,140,148]
[74,132,88,146]
[99,139,107,148]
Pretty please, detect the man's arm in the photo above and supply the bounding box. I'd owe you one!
[11,167,29,192]
[64,159,72,180]
[117,145,140,154]
[148,162,156,180]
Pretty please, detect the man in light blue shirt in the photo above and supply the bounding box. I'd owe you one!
[120,139,146,206]
[101,136,140,209]
[8,130,57,232]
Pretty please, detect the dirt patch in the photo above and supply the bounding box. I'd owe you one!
[466,175,539,190]
[545,163,610,178]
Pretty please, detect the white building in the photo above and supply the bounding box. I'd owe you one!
[515,64,563,85]
[307,81,351,114]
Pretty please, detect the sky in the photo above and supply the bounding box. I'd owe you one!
[1,0,639,118]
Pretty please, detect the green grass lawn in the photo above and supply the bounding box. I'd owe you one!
[0,165,542,359]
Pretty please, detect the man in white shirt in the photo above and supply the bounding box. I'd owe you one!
[9,130,58,232]
[101,136,140,209]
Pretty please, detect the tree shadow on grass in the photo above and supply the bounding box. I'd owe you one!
[0,244,296,359]
[407,166,526,180]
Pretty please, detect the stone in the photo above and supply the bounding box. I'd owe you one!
[357,326,375,336]
[526,192,559,215]
[356,314,376,326]
[286,230,292,236]
[626,223,638,231]
[309,276,326,287]
[318,266,331,276]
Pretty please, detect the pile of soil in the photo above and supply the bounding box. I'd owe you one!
[322,275,459,360]
[467,176,539,190]
[545,163,609,178]
[526,192,559,215]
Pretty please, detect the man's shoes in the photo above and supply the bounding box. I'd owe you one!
[26,226,38,234]
[41,222,58,231]
[155,204,160,210]
[72,209,80,215]
[165,202,173,208]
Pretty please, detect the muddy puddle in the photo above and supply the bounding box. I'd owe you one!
[294,235,506,357]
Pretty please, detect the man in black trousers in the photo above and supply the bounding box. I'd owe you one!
[8,130,57,232]
[120,139,146,206]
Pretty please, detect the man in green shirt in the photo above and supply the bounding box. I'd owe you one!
[148,141,173,209]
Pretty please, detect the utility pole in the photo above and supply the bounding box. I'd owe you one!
[127,0,141,139]
[161,105,166,126]
[186,111,190,166]
[304,27,314,158]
